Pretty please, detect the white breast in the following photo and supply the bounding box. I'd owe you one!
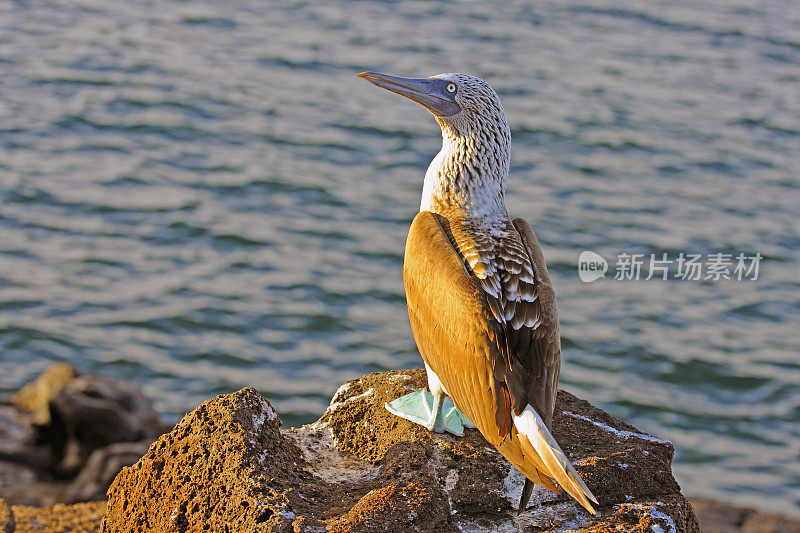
[420,148,446,212]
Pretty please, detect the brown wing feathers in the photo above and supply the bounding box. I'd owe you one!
[481,221,557,428]
[404,211,597,514]
[404,212,507,446]
[425,211,558,435]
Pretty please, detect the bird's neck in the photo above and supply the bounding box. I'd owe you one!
[420,122,510,228]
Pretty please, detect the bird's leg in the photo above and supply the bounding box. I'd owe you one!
[425,391,444,431]
[385,390,476,436]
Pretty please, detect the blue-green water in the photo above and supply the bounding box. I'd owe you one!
[1,0,799,517]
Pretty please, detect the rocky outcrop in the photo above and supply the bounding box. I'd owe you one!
[102,369,700,532]
[3,367,799,532]
[0,365,167,507]
[0,404,48,476]
[103,386,318,532]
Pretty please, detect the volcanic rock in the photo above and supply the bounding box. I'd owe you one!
[102,369,700,532]
[103,386,325,532]
[0,403,48,473]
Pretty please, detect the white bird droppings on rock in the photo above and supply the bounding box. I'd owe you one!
[252,398,278,430]
[330,382,351,405]
[286,421,380,485]
[618,502,677,533]
[563,411,671,445]
[326,388,374,414]
[501,463,559,509]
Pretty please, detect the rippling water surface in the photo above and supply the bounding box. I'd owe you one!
[1,0,799,517]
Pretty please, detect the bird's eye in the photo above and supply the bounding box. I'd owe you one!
[446,83,457,93]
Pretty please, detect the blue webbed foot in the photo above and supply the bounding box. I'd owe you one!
[385,390,475,436]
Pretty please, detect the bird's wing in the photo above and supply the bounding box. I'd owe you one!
[402,212,560,440]
[501,216,562,429]
[442,212,561,432]
[403,211,596,514]
[403,211,508,445]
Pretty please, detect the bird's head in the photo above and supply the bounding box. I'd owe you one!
[359,71,512,213]
[358,71,509,138]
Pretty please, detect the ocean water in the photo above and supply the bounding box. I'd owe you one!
[1,0,799,517]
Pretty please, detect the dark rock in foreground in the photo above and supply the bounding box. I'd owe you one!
[103,386,315,532]
[102,369,700,532]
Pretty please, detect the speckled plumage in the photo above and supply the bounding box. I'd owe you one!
[421,74,510,222]
[360,70,597,514]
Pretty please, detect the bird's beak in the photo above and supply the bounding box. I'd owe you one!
[358,72,461,117]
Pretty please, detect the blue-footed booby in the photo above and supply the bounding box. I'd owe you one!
[357,71,598,514]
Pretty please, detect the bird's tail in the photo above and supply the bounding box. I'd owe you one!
[512,406,598,515]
